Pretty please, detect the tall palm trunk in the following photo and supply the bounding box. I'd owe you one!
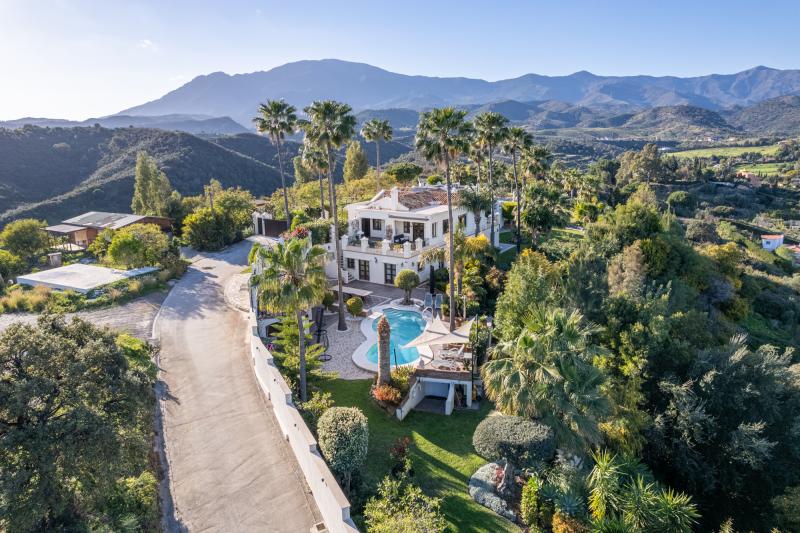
[488,144,496,248]
[275,137,291,230]
[444,149,456,331]
[326,144,347,331]
[375,140,382,192]
[296,309,307,402]
[512,151,521,253]
[474,160,483,237]
[318,172,326,217]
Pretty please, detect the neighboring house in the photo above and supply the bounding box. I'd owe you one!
[325,186,497,286]
[45,211,171,248]
[761,234,785,251]
[785,245,800,263]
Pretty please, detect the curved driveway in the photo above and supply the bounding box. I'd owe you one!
[156,240,319,532]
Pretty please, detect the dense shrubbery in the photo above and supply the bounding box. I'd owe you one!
[0,316,157,531]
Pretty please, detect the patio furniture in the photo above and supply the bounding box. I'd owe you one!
[433,294,443,315]
[420,293,433,313]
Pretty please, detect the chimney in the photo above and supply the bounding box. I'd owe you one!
[390,186,399,208]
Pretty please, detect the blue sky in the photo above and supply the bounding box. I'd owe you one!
[1,0,798,120]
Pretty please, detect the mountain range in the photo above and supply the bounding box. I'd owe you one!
[121,60,800,127]
[0,114,248,135]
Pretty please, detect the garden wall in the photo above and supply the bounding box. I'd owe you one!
[248,311,359,533]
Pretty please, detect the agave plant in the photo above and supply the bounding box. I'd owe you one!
[555,490,585,518]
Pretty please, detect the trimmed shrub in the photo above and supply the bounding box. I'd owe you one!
[317,407,369,491]
[346,296,363,316]
[321,291,335,310]
[473,415,556,466]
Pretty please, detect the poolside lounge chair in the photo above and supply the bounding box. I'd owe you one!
[433,294,443,316]
[420,293,433,313]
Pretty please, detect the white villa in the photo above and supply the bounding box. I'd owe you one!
[325,185,498,285]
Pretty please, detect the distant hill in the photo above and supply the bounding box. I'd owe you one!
[0,126,288,223]
[724,95,800,135]
[610,105,739,138]
[120,60,800,126]
[0,114,249,135]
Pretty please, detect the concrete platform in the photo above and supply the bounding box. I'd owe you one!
[17,264,158,293]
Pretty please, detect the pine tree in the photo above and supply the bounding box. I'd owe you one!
[343,140,369,182]
[131,152,172,216]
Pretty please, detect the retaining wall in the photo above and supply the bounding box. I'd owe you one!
[248,312,359,533]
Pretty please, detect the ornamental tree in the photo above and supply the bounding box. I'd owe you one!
[317,407,368,493]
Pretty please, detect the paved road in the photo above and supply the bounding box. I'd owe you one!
[0,290,166,339]
[155,240,320,532]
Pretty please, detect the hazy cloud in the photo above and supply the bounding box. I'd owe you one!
[137,39,158,52]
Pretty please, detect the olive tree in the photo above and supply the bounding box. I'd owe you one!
[394,269,420,305]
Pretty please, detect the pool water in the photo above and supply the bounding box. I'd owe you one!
[365,308,426,366]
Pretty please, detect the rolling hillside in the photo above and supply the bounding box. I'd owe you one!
[724,95,800,135]
[0,126,288,223]
[0,114,248,135]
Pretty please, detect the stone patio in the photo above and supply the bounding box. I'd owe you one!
[320,313,372,379]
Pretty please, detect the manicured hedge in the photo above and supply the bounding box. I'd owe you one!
[473,415,555,465]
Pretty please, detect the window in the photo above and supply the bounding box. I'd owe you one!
[346,258,355,269]
[384,263,396,284]
[358,260,370,280]
[443,220,449,234]
[403,221,411,234]
[372,219,383,231]
[431,222,438,237]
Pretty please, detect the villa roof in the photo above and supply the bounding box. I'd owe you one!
[63,211,148,230]
[762,234,784,239]
[375,188,460,210]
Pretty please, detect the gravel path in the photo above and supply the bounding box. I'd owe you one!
[0,290,168,339]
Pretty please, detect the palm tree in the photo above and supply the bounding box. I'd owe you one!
[360,118,393,191]
[302,100,356,331]
[458,186,492,237]
[253,100,298,230]
[301,136,329,216]
[502,127,533,253]
[416,107,471,331]
[474,112,509,248]
[468,132,486,193]
[482,306,610,453]
[419,246,445,299]
[254,238,327,402]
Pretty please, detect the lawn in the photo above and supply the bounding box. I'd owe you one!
[735,162,786,176]
[317,377,518,533]
[668,142,783,159]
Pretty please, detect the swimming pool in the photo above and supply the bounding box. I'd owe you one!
[365,308,426,366]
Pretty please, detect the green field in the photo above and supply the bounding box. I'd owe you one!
[668,143,784,159]
[735,162,786,176]
[318,378,517,532]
